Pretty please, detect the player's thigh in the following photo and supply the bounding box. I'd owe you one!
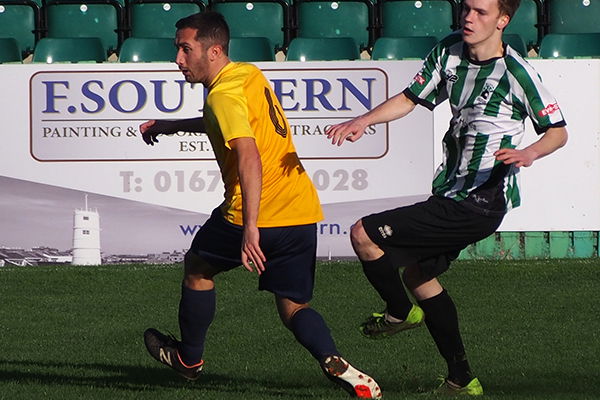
[258,223,317,305]
[187,207,244,276]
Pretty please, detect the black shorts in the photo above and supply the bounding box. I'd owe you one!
[188,208,317,304]
[362,196,504,280]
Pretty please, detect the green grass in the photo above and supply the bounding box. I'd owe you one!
[0,259,599,399]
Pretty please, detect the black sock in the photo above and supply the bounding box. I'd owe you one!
[290,308,340,363]
[178,285,216,366]
[361,253,413,320]
[418,290,472,387]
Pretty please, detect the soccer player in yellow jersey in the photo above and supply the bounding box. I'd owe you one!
[139,12,381,399]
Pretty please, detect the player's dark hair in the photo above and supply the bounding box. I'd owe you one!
[498,0,521,20]
[175,11,230,54]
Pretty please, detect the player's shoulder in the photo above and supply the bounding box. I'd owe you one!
[425,31,463,61]
[503,46,542,83]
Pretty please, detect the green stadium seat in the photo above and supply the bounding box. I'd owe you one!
[371,36,437,60]
[118,37,176,62]
[546,0,600,34]
[128,0,204,39]
[229,37,275,62]
[286,37,359,61]
[0,0,41,56]
[502,33,528,57]
[380,0,457,40]
[0,37,21,62]
[32,37,106,63]
[503,0,542,50]
[211,0,290,52]
[539,33,600,58]
[295,0,374,52]
[45,0,124,55]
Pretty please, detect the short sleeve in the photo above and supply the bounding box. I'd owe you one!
[207,86,255,148]
[506,56,567,134]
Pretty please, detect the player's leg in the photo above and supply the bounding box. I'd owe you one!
[403,266,478,390]
[260,223,381,398]
[144,252,218,380]
[276,296,381,399]
[177,250,220,366]
[144,208,242,379]
[352,215,423,338]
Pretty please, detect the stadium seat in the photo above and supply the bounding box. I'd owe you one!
[32,37,106,63]
[229,37,275,62]
[0,0,41,56]
[371,36,437,60]
[380,0,457,40]
[286,37,359,61]
[128,0,204,39]
[546,0,600,34]
[503,0,542,50]
[118,37,176,62]
[45,0,124,55]
[538,33,600,58]
[295,0,374,52]
[502,33,528,57]
[211,0,290,52]
[0,38,22,62]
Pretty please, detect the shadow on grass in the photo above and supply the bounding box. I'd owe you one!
[0,359,316,398]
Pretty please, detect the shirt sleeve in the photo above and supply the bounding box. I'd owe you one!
[208,86,255,148]
[508,57,567,134]
[405,42,448,111]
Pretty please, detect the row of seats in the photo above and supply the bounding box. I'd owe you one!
[1,0,600,62]
[2,32,600,64]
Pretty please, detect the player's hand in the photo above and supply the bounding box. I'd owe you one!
[494,148,536,168]
[241,226,266,275]
[140,120,160,146]
[325,116,369,146]
[140,120,180,146]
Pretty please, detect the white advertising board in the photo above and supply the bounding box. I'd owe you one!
[1,60,598,257]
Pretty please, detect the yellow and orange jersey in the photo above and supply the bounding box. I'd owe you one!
[203,62,323,227]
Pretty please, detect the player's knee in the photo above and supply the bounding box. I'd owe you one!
[183,251,216,289]
[350,220,376,257]
[276,297,308,329]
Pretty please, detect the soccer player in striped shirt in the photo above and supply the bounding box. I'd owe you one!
[326,0,568,395]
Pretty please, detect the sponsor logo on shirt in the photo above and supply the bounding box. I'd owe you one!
[538,103,560,117]
[414,73,426,85]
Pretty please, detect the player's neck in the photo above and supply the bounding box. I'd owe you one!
[466,36,504,62]
[206,58,231,88]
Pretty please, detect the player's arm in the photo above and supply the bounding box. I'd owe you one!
[494,126,568,167]
[326,92,417,146]
[229,137,266,274]
[140,117,205,146]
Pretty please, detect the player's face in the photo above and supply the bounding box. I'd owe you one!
[175,27,212,86]
[461,0,509,47]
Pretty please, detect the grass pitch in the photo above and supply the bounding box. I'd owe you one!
[0,259,599,400]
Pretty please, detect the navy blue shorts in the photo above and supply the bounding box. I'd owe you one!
[362,196,504,280]
[188,208,317,304]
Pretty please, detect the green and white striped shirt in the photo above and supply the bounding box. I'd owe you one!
[405,33,566,214]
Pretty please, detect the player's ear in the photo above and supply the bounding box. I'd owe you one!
[497,13,510,30]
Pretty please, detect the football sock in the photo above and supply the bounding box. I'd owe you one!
[361,253,413,320]
[290,308,340,362]
[418,290,473,387]
[178,284,216,366]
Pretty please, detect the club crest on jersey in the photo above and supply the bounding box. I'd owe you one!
[378,225,393,238]
[480,83,495,100]
[538,103,560,117]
